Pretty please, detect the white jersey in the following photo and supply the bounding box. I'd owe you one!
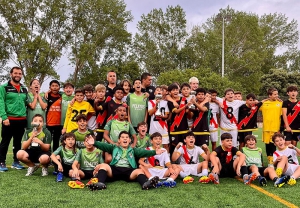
[186,95,194,127]
[209,102,219,131]
[273,147,299,165]
[144,147,170,167]
[176,145,204,164]
[148,100,169,137]
[217,98,245,130]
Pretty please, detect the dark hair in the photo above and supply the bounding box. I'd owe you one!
[76,114,87,122]
[196,88,206,94]
[221,133,233,140]
[224,88,234,95]
[32,114,44,122]
[234,91,242,95]
[29,79,39,86]
[114,86,125,94]
[85,134,96,142]
[244,134,257,143]
[10,66,23,74]
[267,87,277,96]
[168,84,179,92]
[107,70,116,77]
[180,83,190,90]
[272,132,285,143]
[287,86,298,92]
[133,79,141,86]
[141,72,151,82]
[75,88,84,94]
[150,132,162,140]
[137,121,148,129]
[185,131,195,138]
[208,89,218,95]
[63,82,74,89]
[120,79,132,89]
[61,133,76,154]
[118,131,130,139]
[246,93,256,100]
[83,84,94,92]
[49,80,60,87]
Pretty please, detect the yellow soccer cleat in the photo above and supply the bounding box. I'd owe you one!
[287,177,297,186]
[199,176,210,184]
[86,178,98,186]
[183,176,194,184]
[68,180,85,189]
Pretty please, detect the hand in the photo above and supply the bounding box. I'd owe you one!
[144,164,153,168]
[173,101,179,108]
[212,167,220,174]
[69,98,75,106]
[168,168,177,176]
[144,92,150,99]
[3,119,10,126]
[286,126,292,133]
[276,156,282,162]
[58,164,63,172]
[44,90,50,100]
[236,166,241,176]
[155,147,166,155]
[201,144,208,151]
[31,130,38,138]
[288,144,295,149]
[61,128,66,135]
[130,143,136,148]
[72,169,79,178]
[92,92,97,100]
[86,135,95,145]
[93,164,101,175]
[176,142,183,149]
[32,137,42,144]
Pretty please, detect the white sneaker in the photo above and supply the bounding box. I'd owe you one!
[41,167,48,176]
[25,165,39,176]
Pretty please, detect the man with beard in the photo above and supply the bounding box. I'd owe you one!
[105,70,117,98]
[0,66,29,171]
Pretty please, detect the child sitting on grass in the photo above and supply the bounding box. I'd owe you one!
[242,135,289,187]
[171,131,210,184]
[209,133,255,184]
[17,114,52,176]
[139,132,181,188]
[68,134,103,189]
[86,131,164,191]
[51,132,78,182]
[272,133,300,186]
[135,122,151,149]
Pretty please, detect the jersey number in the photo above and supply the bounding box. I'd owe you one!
[71,109,87,121]
[226,107,233,119]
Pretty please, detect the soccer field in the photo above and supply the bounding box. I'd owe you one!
[0,127,299,208]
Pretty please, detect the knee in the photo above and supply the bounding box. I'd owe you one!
[99,163,110,171]
[39,155,50,164]
[16,150,26,160]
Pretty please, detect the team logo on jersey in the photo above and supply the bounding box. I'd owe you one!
[181,101,185,104]
[251,107,256,110]
[129,152,133,158]
[124,123,128,128]
[149,89,153,93]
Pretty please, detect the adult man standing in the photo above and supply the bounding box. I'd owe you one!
[0,66,28,171]
[105,70,117,97]
[141,72,155,100]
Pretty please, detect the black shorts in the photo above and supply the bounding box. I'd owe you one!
[238,131,252,143]
[109,165,135,181]
[82,170,95,180]
[169,134,185,146]
[25,149,51,163]
[284,131,300,142]
[246,166,270,179]
[61,163,72,177]
[195,135,209,146]
[220,161,236,178]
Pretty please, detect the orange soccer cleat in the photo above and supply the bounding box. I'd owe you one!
[183,176,194,184]
[199,176,210,184]
[86,178,98,186]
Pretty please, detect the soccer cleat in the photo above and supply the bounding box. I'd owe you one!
[208,173,219,184]
[0,163,8,172]
[11,161,25,170]
[276,168,283,177]
[25,165,39,176]
[156,181,163,188]
[243,173,257,185]
[162,180,177,188]
[274,175,289,187]
[87,182,107,191]
[142,176,159,190]
[41,167,48,177]
[287,177,297,186]
[56,172,64,182]
[259,177,267,186]
[86,178,98,186]
[68,180,85,189]
[199,176,210,184]
[183,176,194,184]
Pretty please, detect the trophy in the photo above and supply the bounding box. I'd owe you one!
[155,94,162,116]
[189,91,196,109]
[31,123,40,147]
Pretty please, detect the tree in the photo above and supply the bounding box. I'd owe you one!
[67,0,133,85]
[0,0,72,86]
[157,68,244,95]
[133,5,187,77]
[260,69,300,96]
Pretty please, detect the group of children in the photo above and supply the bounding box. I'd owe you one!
[4,74,300,190]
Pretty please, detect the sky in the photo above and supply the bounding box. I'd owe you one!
[32,0,300,89]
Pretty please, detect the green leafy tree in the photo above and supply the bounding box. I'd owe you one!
[0,0,72,86]
[67,0,133,85]
[133,5,187,77]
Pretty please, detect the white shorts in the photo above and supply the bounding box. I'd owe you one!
[180,164,200,177]
[148,167,168,179]
[209,130,218,142]
[162,136,169,144]
[284,164,300,176]
[220,129,238,147]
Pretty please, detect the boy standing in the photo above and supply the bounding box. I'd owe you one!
[71,114,94,149]
[282,86,300,146]
[17,114,52,176]
[208,89,220,151]
[83,84,97,131]
[209,133,254,184]
[60,82,75,128]
[62,88,95,133]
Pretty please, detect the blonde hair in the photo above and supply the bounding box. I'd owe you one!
[95,84,106,92]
